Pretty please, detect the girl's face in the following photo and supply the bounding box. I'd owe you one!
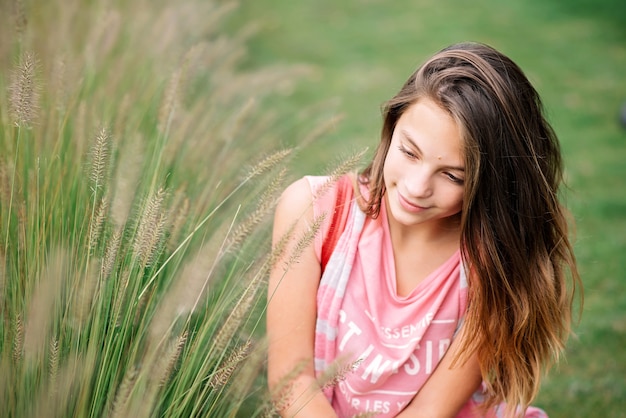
[383,98,465,231]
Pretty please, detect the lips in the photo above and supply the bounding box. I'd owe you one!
[397,191,427,213]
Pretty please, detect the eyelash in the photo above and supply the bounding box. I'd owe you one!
[398,146,464,185]
[398,145,418,159]
[446,173,464,185]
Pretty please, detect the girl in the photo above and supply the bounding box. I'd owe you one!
[267,42,581,418]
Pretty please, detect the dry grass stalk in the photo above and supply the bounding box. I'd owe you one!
[101,227,122,280]
[313,148,368,200]
[133,187,167,267]
[23,249,67,361]
[227,167,286,251]
[245,149,293,181]
[268,218,298,270]
[226,339,264,400]
[267,359,309,416]
[8,51,39,127]
[12,313,23,363]
[89,195,109,252]
[48,337,59,398]
[212,291,255,355]
[212,270,264,355]
[158,331,188,386]
[110,366,138,418]
[285,213,326,269]
[208,339,251,389]
[89,127,112,196]
[317,357,363,391]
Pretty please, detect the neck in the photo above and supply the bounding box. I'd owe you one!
[386,207,461,251]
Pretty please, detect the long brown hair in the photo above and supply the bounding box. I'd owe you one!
[360,42,582,416]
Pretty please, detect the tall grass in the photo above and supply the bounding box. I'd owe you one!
[0,0,354,416]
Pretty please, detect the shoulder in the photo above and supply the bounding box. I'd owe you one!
[273,177,317,239]
[276,177,314,213]
[275,174,361,225]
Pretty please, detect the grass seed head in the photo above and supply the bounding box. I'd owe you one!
[285,213,325,269]
[48,337,59,396]
[213,286,257,355]
[313,148,368,200]
[12,313,24,363]
[268,359,308,415]
[133,187,168,267]
[89,195,109,252]
[209,340,251,388]
[227,168,286,251]
[89,127,112,197]
[8,51,40,127]
[102,227,122,280]
[317,357,363,391]
[245,149,293,181]
[110,366,138,418]
[158,331,188,386]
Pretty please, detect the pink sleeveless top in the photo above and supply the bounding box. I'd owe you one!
[308,175,466,417]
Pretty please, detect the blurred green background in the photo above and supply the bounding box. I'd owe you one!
[226,0,626,416]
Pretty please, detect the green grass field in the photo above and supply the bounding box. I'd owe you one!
[227,0,626,416]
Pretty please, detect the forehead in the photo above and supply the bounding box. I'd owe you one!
[396,99,464,147]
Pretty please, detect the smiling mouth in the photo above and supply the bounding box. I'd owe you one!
[398,192,427,212]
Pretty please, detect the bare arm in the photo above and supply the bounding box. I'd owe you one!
[395,331,482,418]
[267,178,338,418]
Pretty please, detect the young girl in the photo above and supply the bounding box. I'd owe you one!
[267,42,581,418]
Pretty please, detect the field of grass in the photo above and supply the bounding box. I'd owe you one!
[1,0,625,416]
[227,0,626,416]
[0,0,335,416]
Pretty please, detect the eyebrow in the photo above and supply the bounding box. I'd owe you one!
[400,129,465,172]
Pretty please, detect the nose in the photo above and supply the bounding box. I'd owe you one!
[404,165,433,199]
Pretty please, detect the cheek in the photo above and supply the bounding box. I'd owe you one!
[452,192,464,210]
[445,188,464,209]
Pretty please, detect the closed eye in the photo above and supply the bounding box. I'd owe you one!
[445,172,464,185]
[398,145,418,159]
